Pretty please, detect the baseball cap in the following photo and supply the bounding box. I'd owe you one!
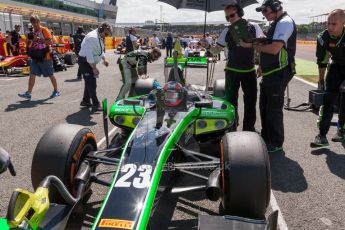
[256,0,281,12]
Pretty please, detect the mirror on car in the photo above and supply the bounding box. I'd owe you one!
[123,99,141,106]
[195,101,213,108]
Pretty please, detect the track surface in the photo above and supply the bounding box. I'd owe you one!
[1,45,344,229]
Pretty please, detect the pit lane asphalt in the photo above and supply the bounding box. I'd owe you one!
[1,48,344,229]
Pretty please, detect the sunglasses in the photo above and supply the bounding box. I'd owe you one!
[225,13,237,21]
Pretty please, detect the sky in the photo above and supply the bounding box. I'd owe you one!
[110,0,345,25]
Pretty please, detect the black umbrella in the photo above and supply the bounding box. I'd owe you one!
[158,0,258,35]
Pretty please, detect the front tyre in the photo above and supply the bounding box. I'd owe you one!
[220,131,271,219]
[31,124,97,203]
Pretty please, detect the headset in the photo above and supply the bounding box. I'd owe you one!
[234,4,244,17]
[270,0,282,12]
[98,22,111,34]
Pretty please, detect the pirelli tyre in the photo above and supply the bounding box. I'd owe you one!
[213,79,225,98]
[64,52,76,65]
[135,78,155,95]
[31,124,97,203]
[220,131,271,219]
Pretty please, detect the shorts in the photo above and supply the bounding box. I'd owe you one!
[30,59,54,77]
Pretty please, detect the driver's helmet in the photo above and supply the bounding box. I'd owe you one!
[163,81,184,107]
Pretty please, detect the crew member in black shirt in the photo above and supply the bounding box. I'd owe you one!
[311,9,345,147]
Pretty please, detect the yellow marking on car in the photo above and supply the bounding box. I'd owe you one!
[99,219,134,229]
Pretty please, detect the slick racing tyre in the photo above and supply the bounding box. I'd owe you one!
[31,124,97,203]
[135,78,155,95]
[213,79,225,98]
[220,131,271,219]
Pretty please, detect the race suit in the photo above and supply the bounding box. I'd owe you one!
[116,50,152,101]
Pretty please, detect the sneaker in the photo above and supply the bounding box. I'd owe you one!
[331,129,345,142]
[50,90,60,98]
[310,134,329,148]
[267,144,283,153]
[18,91,31,100]
[91,105,102,112]
[80,101,92,108]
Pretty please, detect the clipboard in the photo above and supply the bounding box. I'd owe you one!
[229,19,254,46]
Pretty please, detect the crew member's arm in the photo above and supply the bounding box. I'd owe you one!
[241,20,293,55]
[316,33,329,83]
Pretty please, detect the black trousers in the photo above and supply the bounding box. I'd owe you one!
[166,48,172,57]
[77,55,82,78]
[78,57,99,106]
[260,67,291,147]
[319,64,345,136]
[6,43,11,56]
[225,70,257,131]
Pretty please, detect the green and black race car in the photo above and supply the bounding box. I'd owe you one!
[0,53,276,230]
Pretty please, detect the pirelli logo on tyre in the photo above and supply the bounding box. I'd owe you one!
[99,219,134,229]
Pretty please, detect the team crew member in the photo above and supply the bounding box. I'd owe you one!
[74,26,86,80]
[116,48,162,101]
[241,0,297,152]
[125,27,138,53]
[78,22,111,112]
[18,15,60,100]
[10,25,21,56]
[201,3,264,132]
[311,9,345,147]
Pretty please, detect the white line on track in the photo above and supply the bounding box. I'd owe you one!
[0,78,20,81]
[91,125,121,227]
[294,76,317,88]
[270,191,289,230]
[97,126,118,147]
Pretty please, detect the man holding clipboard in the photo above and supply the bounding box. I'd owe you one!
[200,3,264,132]
[240,0,297,153]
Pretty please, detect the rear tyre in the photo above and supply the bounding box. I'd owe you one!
[213,79,225,98]
[220,131,270,219]
[134,78,155,95]
[31,124,97,203]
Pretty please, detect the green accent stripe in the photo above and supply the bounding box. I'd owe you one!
[136,110,198,230]
[262,65,288,76]
[280,48,287,67]
[224,66,256,73]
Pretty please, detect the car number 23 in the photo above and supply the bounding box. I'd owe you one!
[114,164,152,189]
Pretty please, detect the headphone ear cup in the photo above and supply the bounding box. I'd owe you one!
[272,2,281,12]
[238,8,244,17]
